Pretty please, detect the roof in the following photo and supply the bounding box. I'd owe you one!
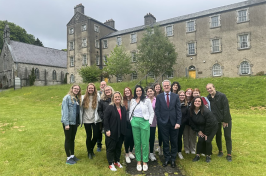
[8,41,67,68]
[103,0,266,38]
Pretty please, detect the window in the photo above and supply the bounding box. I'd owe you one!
[166,71,174,78]
[238,34,250,49]
[103,55,107,65]
[211,39,221,53]
[132,72,137,80]
[69,42,74,50]
[147,29,154,35]
[117,75,122,82]
[131,33,137,43]
[187,42,196,55]
[237,9,248,23]
[240,61,250,75]
[131,52,136,62]
[69,28,74,34]
[52,70,57,80]
[210,15,220,28]
[95,40,99,48]
[35,68,40,79]
[82,38,87,47]
[70,74,75,83]
[82,24,86,31]
[94,24,99,32]
[103,39,108,48]
[117,37,122,46]
[96,56,100,65]
[82,55,87,65]
[70,56,74,67]
[148,72,155,78]
[212,64,222,76]
[186,20,195,32]
[165,25,173,36]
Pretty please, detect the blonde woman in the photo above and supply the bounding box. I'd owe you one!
[61,84,81,165]
[80,83,101,159]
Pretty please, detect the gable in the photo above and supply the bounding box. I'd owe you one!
[67,12,89,26]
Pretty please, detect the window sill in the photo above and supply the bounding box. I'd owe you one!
[186,30,196,33]
[210,26,221,29]
[237,20,250,24]
[211,51,222,54]
[166,35,174,37]
[187,54,196,56]
[238,47,250,51]
[130,42,137,44]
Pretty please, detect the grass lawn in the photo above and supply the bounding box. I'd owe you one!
[0,76,266,175]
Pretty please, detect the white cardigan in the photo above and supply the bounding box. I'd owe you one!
[129,98,154,125]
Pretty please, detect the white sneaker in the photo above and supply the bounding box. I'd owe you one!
[156,147,160,152]
[129,153,135,159]
[149,153,156,161]
[125,156,131,163]
[178,152,184,159]
[191,151,196,154]
[109,164,117,171]
[201,153,205,156]
[185,151,190,154]
[159,147,163,156]
[114,162,123,168]
[136,164,142,171]
[143,164,148,171]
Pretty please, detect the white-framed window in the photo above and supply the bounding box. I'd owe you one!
[82,38,87,47]
[147,28,154,35]
[95,40,99,48]
[69,28,74,34]
[165,25,173,37]
[117,75,122,82]
[96,56,100,65]
[117,36,122,46]
[238,33,250,49]
[131,52,136,62]
[82,55,87,65]
[132,72,137,80]
[70,56,74,67]
[70,74,75,83]
[103,39,108,49]
[237,9,249,23]
[94,24,99,32]
[212,63,222,76]
[166,71,174,78]
[82,24,86,31]
[211,39,221,53]
[52,70,57,80]
[103,55,107,65]
[148,71,155,78]
[186,20,196,32]
[130,33,137,43]
[240,61,250,75]
[187,42,196,55]
[210,15,221,28]
[69,41,74,50]
[35,68,40,79]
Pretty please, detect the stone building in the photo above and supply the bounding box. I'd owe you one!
[0,24,67,88]
[68,0,266,83]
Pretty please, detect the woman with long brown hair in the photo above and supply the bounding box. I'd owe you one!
[80,83,101,159]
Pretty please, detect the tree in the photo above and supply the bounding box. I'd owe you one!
[34,38,43,47]
[78,64,102,83]
[136,26,177,77]
[61,49,67,51]
[29,68,36,86]
[103,45,132,82]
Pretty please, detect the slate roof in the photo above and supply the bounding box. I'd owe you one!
[103,0,266,38]
[8,41,67,68]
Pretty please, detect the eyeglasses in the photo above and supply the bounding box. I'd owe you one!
[73,88,80,90]
[105,89,111,92]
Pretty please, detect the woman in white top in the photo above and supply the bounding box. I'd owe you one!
[130,85,154,172]
[80,83,101,159]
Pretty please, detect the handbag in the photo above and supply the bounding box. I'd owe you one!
[129,100,140,121]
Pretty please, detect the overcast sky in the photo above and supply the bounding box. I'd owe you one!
[0,0,244,50]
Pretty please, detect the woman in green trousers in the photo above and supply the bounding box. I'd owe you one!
[129,85,154,172]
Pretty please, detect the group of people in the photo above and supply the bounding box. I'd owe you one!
[60,80,232,171]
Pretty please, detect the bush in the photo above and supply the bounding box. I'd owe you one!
[78,65,102,83]
[256,71,264,76]
[28,68,36,86]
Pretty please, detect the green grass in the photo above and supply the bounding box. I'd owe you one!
[0,76,266,175]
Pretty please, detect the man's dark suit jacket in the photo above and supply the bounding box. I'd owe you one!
[155,92,182,126]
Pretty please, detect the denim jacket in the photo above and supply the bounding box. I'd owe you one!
[61,94,78,126]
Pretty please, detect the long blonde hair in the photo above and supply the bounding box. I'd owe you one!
[178,90,187,106]
[100,86,114,100]
[82,83,98,109]
[110,91,124,107]
[68,84,81,103]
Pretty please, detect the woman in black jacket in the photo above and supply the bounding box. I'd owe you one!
[189,96,218,163]
[104,91,127,171]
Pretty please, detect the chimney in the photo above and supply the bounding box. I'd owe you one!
[104,19,115,29]
[144,13,156,25]
[3,22,10,44]
[74,4,84,14]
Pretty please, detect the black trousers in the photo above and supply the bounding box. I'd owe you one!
[158,124,163,147]
[150,127,156,153]
[124,122,134,153]
[105,135,124,165]
[84,123,100,153]
[97,122,103,148]
[177,124,185,152]
[160,121,179,161]
[62,124,77,157]
[216,121,232,155]
[197,124,218,156]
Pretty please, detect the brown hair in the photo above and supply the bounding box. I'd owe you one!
[185,88,193,102]
[192,88,201,99]
[123,87,133,110]
[68,84,82,103]
[82,83,98,109]
[178,90,187,106]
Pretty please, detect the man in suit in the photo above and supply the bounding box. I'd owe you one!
[155,80,182,168]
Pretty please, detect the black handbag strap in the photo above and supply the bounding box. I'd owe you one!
[129,101,140,121]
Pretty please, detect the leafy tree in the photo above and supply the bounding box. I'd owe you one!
[103,45,132,82]
[29,68,36,86]
[78,64,102,83]
[34,38,43,47]
[61,49,67,51]
[136,26,177,77]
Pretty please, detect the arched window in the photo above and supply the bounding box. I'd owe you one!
[188,65,196,70]
[70,74,75,83]
[240,61,250,75]
[53,70,57,80]
[212,64,222,76]
[35,68,40,79]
